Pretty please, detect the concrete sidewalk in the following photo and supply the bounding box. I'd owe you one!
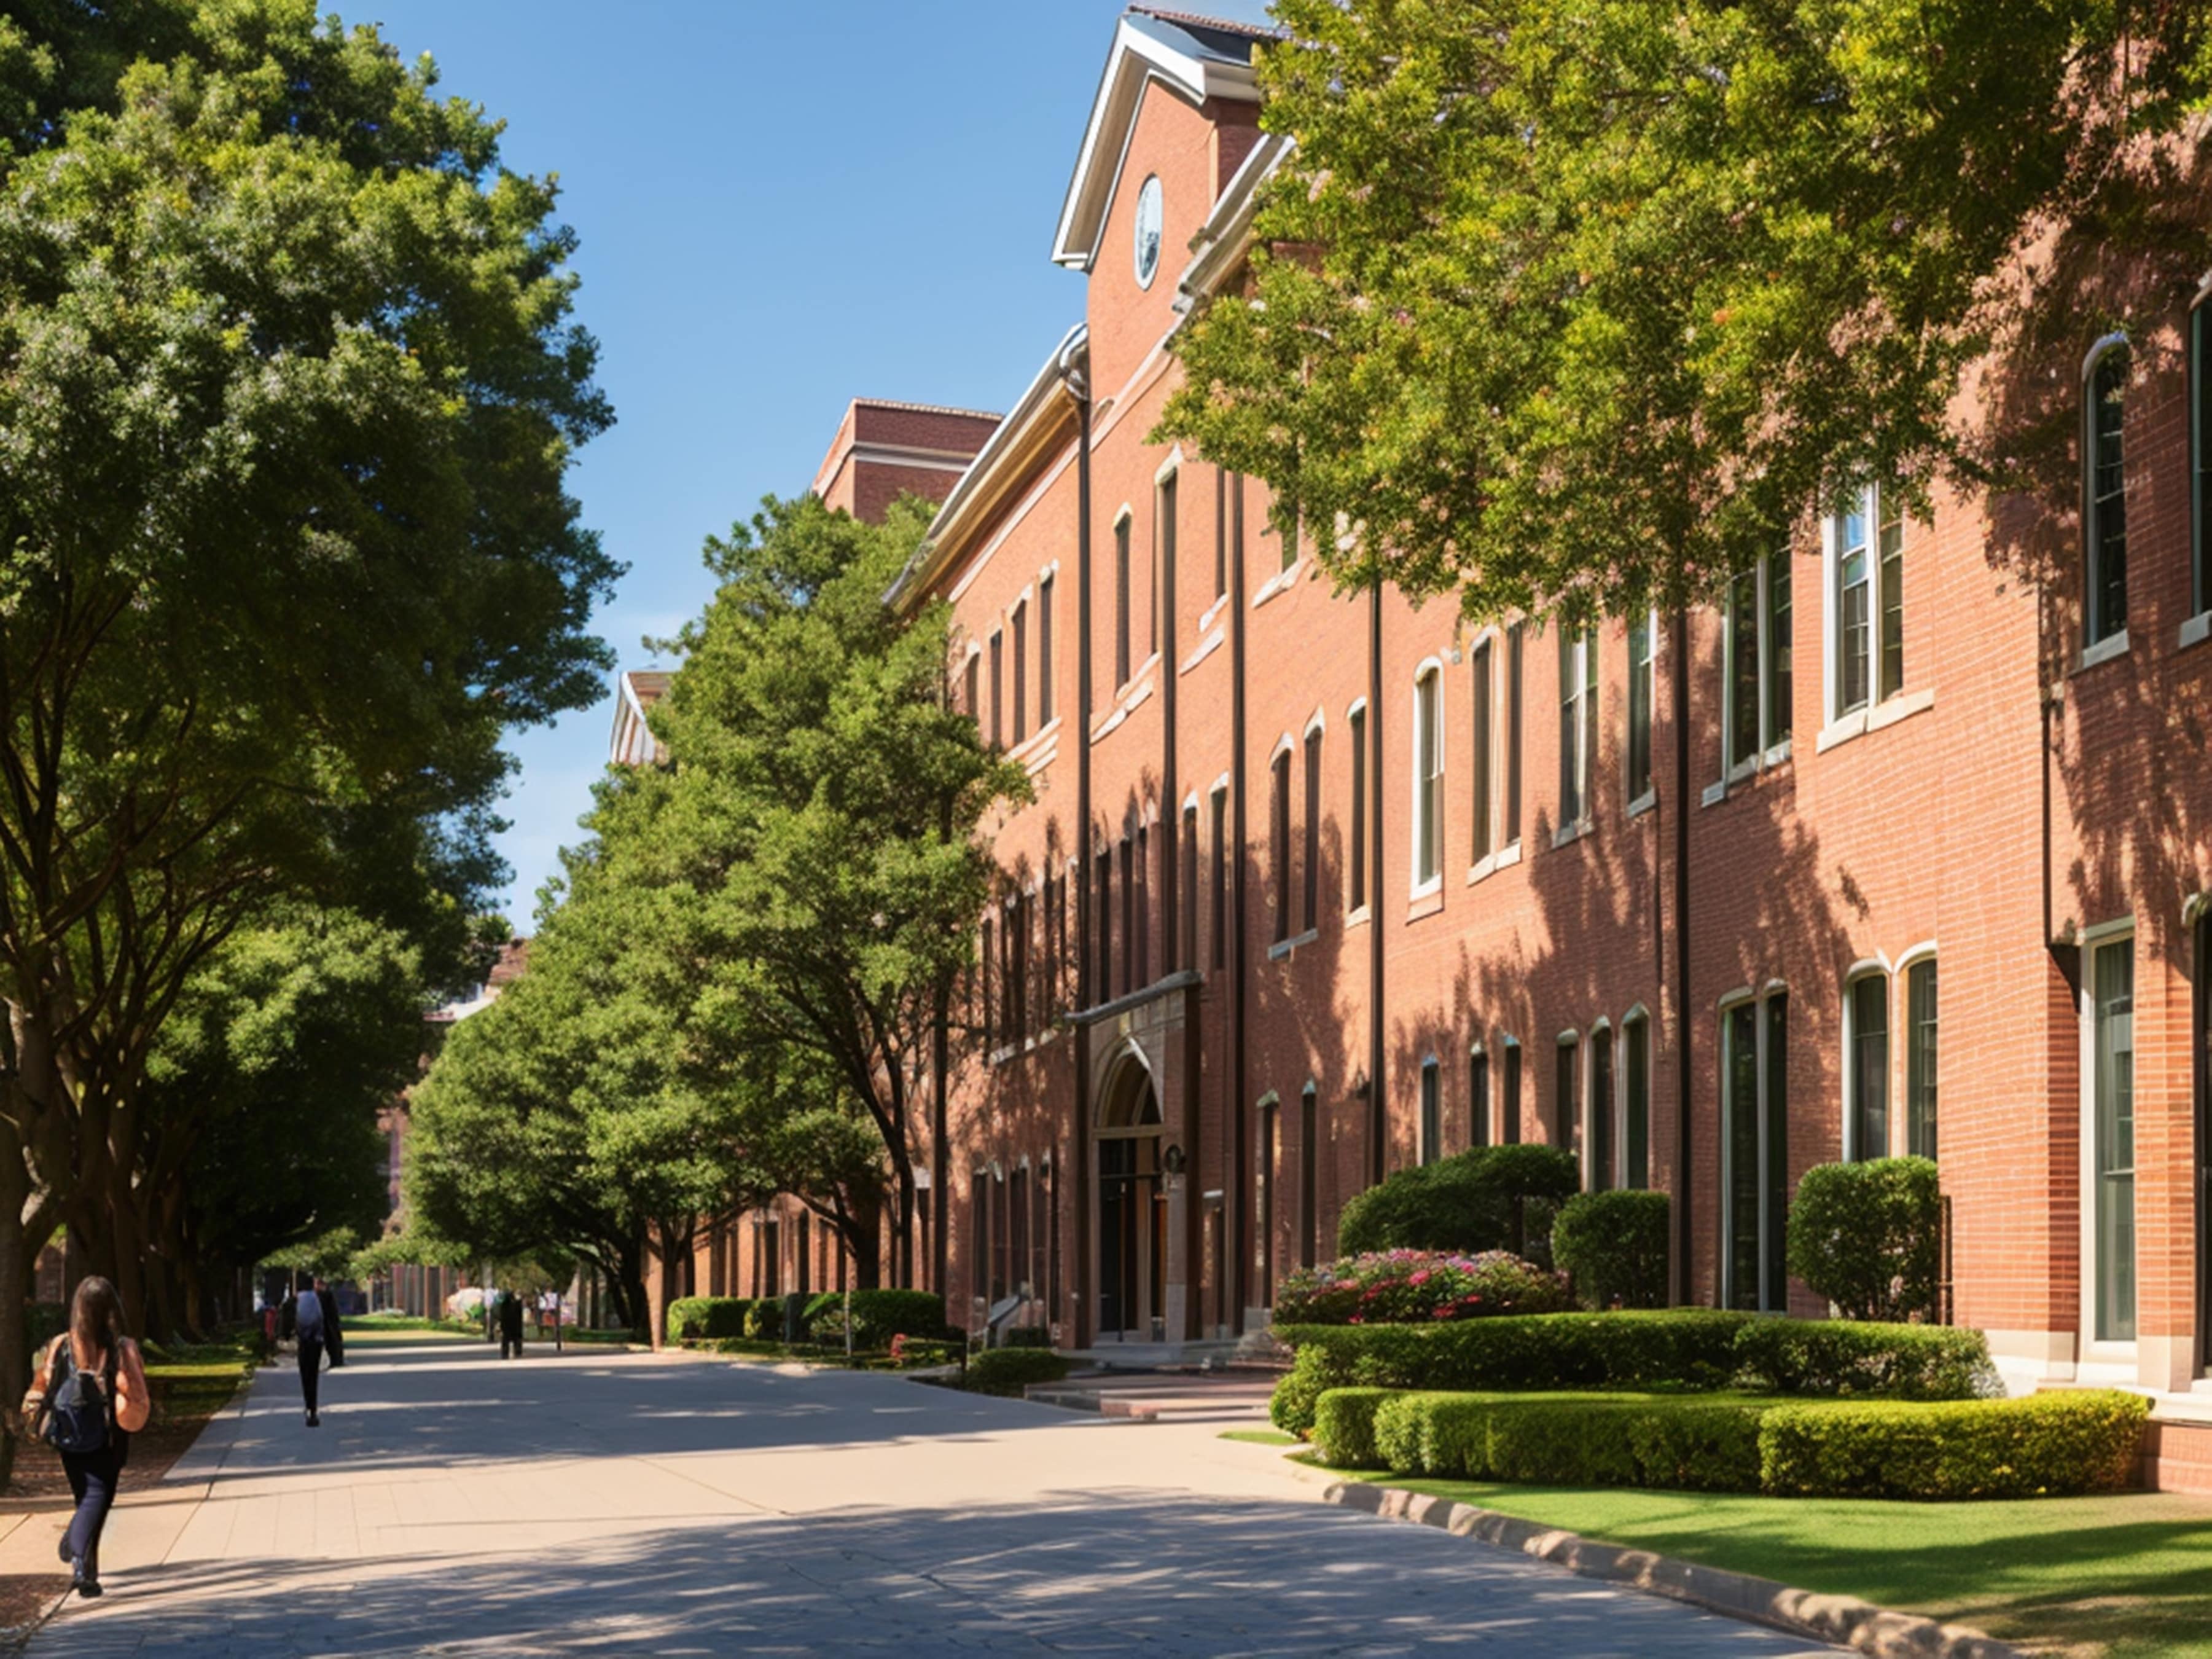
[22,1341,1840,1655]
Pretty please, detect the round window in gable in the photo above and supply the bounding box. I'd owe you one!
[1133,175,1163,289]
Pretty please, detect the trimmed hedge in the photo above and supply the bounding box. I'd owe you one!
[1760,1390,2148,1499]
[667,1296,755,1342]
[1732,1317,1996,1400]
[743,1300,783,1340]
[964,1347,1071,1397]
[804,1289,947,1350]
[1364,1391,1772,1491]
[1551,1191,1670,1309]
[1786,1157,1942,1321]
[1319,1386,2149,1500]
[1270,1310,1755,1437]
[1338,1144,1579,1260]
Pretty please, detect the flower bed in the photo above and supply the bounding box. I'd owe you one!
[1276,1250,1572,1325]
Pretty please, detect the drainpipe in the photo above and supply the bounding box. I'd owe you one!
[1062,338,1095,1350]
[1229,471,1251,1327]
[1369,575,1386,1187]
[1671,605,1696,1306]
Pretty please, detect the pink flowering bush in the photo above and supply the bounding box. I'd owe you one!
[1275,1250,1573,1325]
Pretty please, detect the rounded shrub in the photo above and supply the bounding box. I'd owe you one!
[1337,1144,1579,1260]
[1785,1157,1941,1320]
[964,1347,1071,1397]
[743,1300,783,1341]
[805,1288,947,1350]
[1551,1190,1670,1309]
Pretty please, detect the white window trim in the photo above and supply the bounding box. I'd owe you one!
[1841,963,1892,1163]
[1586,1017,1612,1191]
[2078,916,2136,1363]
[1821,487,1910,731]
[1466,628,1503,873]
[1619,1002,1652,1191]
[1419,1054,1442,1164]
[1409,659,1445,898]
[1711,559,1792,798]
[1555,1029,1581,1169]
[1558,624,1596,833]
[1624,607,1659,814]
[2082,331,2132,657]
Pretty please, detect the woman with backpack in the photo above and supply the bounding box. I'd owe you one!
[19,1276,150,1598]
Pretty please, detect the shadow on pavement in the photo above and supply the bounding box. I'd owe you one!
[41,1490,1832,1658]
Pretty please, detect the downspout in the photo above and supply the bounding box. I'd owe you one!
[1369,575,1386,1186]
[1229,471,1251,1327]
[1062,337,1095,1349]
[1671,605,1697,1306]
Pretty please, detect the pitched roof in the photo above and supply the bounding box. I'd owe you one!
[1051,8,1267,271]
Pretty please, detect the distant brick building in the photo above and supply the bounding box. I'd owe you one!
[812,399,1002,527]
[686,4,2212,1492]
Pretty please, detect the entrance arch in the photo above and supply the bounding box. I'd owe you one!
[1096,1050,1166,1341]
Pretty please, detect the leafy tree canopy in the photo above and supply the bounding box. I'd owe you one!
[1161,0,2212,624]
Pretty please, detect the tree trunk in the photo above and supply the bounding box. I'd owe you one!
[0,1125,34,1492]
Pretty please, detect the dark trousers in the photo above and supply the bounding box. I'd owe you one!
[500,1332,521,1359]
[61,1436,127,1575]
[299,1336,324,1413]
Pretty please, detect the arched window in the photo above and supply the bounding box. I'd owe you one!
[1270,748,1292,944]
[1845,970,1890,1161]
[1420,1057,1441,1165]
[2084,333,2131,649]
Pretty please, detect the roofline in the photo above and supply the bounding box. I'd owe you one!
[1175,130,1291,313]
[810,397,1004,501]
[889,324,1089,613]
[1051,14,1260,273]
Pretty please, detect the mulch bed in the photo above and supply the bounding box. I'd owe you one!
[4,1402,236,1501]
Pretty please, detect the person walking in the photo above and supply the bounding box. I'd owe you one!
[294,1275,339,1426]
[498,1284,524,1359]
[313,1276,346,1370]
[20,1276,150,1599]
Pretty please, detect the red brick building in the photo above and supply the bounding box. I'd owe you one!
[691,8,2212,1446]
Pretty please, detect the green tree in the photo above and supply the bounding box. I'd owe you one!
[1162,0,2212,622]
[602,493,1029,1288]
[146,911,428,1335]
[0,1,615,1448]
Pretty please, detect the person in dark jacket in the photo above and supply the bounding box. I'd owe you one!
[313,1277,345,1369]
[498,1285,525,1359]
[21,1276,150,1598]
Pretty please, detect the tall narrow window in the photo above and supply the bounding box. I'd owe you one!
[1011,600,1028,745]
[1555,1038,1578,1161]
[991,1169,1009,1301]
[1348,705,1368,908]
[1847,975,1889,1160]
[2195,301,2212,619]
[1501,1042,1522,1144]
[1590,1026,1614,1191]
[1831,490,1906,718]
[1420,1059,1441,1164]
[1413,668,1442,889]
[1038,575,1055,724]
[1767,554,1793,744]
[1299,1085,1319,1269]
[1471,641,1495,857]
[1624,1016,1649,1188]
[979,914,994,1051]
[1558,626,1595,827]
[1907,959,1939,1160]
[1729,568,1761,771]
[1724,994,1789,1312]
[989,629,1004,750]
[1010,895,1028,1045]
[1625,619,1652,805]
[1119,836,1135,995]
[1835,501,1872,716]
[1505,625,1524,845]
[1095,848,1112,1004]
[1878,503,1904,702]
[1114,514,1132,686]
[1009,1166,1028,1296]
[2092,936,2135,1342]
[1209,785,1227,971]
[1258,1103,1278,1306]
[964,653,980,728]
[1154,472,1173,660]
[1180,802,1198,973]
[2085,334,2130,648]
[1469,1048,1491,1148]
[1270,751,1291,944]
[1134,824,1149,987]
[1302,727,1322,931]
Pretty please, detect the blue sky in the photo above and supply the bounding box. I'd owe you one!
[356,1,1277,925]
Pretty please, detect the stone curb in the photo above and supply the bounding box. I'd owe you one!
[1323,1480,2022,1659]
[1023,1387,1159,1419]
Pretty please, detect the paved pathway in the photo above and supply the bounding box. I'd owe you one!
[25,1338,1837,1655]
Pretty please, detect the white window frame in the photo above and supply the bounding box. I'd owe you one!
[1556,624,1596,841]
[1585,1017,1613,1191]
[1821,485,1912,737]
[1625,609,1657,816]
[1410,659,1445,897]
[2079,916,2137,1363]
[1840,959,1892,1163]
[2082,332,2132,659]
[1721,553,1792,785]
[1719,986,1788,1314]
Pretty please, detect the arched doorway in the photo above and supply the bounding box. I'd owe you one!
[1097,1053,1166,1341]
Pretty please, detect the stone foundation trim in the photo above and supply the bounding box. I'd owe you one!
[1322,1479,2021,1659]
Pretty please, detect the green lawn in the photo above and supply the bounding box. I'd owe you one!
[1348,1471,2212,1659]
